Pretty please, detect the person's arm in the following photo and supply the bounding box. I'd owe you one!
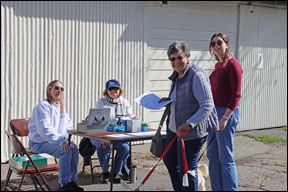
[218,108,233,131]
[218,61,242,131]
[35,102,66,145]
[186,71,214,127]
[59,108,73,142]
[123,98,137,119]
[227,60,242,111]
[178,71,214,136]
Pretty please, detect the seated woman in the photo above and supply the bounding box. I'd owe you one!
[90,79,137,184]
[28,80,83,191]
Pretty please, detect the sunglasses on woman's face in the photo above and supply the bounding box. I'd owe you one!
[54,86,64,92]
[211,40,223,47]
[169,56,184,62]
[108,87,119,91]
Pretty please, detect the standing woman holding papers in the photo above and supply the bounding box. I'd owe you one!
[90,79,137,184]
[28,80,83,191]
[161,41,219,191]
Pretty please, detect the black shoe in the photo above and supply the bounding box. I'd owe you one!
[69,181,84,191]
[121,166,130,181]
[113,173,121,184]
[101,172,110,184]
[60,183,76,191]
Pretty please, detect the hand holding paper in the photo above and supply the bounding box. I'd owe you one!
[135,92,173,110]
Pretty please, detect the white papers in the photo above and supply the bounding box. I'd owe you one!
[106,134,134,139]
[128,131,166,137]
[134,92,173,110]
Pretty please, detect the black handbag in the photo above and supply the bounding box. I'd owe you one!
[79,137,96,158]
[150,106,170,158]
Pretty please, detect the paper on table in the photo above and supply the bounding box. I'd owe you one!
[134,92,173,110]
[128,131,166,137]
[106,134,134,139]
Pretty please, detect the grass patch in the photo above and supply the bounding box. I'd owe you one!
[78,170,91,178]
[257,133,287,144]
[261,160,269,165]
[284,127,287,131]
[274,163,286,167]
[243,133,287,145]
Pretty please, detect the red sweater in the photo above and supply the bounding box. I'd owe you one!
[209,58,242,111]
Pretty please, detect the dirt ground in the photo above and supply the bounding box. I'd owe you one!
[2,127,287,191]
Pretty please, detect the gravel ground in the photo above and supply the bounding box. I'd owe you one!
[1,127,287,191]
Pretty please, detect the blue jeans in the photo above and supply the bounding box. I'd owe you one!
[206,106,240,191]
[90,139,130,174]
[163,128,207,191]
[28,140,79,184]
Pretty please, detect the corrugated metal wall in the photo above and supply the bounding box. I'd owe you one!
[238,5,287,131]
[145,1,239,129]
[1,1,145,162]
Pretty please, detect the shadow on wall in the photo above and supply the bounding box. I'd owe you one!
[1,1,145,42]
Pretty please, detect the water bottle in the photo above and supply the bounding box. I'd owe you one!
[131,165,137,183]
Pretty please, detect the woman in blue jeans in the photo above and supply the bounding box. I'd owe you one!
[90,79,137,184]
[28,80,83,191]
[208,32,243,191]
[161,41,219,191]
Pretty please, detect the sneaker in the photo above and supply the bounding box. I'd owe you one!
[101,172,110,184]
[69,181,84,191]
[113,173,121,184]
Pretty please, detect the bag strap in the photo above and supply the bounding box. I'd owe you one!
[198,133,216,162]
[157,106,170,131]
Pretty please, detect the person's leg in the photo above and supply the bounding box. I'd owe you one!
[178,136,207,191]
[69,144,79,182]
[114,142,130,174]
[90,139,111,173]
[163,129,182,191]
[207,131,223,191]
[28,141,72,184]
[218,107,240,191]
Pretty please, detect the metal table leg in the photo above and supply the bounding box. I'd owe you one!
[110,143,115,191]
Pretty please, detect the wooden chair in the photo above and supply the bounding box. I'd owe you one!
[2,119,60,191]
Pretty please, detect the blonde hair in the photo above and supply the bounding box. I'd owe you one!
[103,87,123,97]
[46,80,64,114]
[209,32,232,66]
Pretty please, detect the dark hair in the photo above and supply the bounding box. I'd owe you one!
[167,41,190,58]
[46,80,64,114]
[209,32,232,62]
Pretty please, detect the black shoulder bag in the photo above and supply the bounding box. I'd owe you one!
[150,106,170,158]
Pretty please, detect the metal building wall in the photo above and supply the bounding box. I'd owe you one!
[1,1,145,163]
[145,1,239,129]
[238,5,287,131]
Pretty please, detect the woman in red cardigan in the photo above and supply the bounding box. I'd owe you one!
[207,32,242,191]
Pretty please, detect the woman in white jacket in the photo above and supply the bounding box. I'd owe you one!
[90,79,137,184]
[28,80,83,191]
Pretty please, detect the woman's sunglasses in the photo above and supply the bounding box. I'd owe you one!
[54,86,64,92]
[211,40,223,47]
[169,56,184,62]
[108,87,119,91]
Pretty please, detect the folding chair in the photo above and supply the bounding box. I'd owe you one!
[9,118,57,163]
[3,119,60,191]
[9,118,36,157]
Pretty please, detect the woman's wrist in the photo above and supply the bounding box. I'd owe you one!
[222,115,229,120]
